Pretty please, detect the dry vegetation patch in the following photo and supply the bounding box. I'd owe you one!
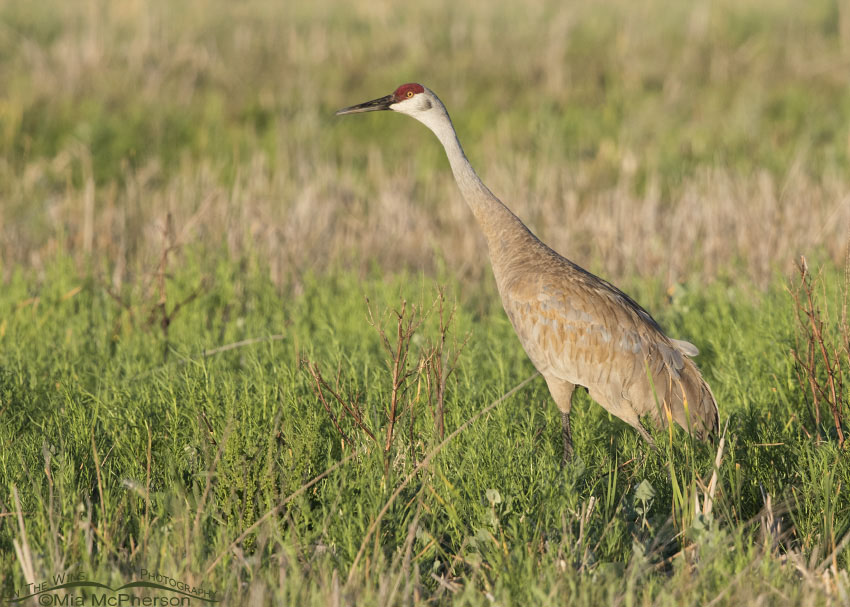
[1,0,848,289]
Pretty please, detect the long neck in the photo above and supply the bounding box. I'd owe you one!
[426,112,530,246]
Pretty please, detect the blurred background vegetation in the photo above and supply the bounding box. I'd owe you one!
[1,0,848,291]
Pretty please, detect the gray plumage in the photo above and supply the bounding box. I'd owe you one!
[337,83,719,459]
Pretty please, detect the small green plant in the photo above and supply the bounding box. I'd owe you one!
[632,479,655,531]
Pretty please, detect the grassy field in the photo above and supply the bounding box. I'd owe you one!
[1,0,850,604]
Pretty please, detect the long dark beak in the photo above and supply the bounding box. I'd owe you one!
[335,94,394,116]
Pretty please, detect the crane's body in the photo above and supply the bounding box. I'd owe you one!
[337,83,718,459]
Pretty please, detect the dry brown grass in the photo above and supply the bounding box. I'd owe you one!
[1,0,849,289]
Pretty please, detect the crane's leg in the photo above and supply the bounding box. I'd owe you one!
[561,410,573,463]
[544,377,576,465]
[615,408,657,449]
[586,387,658,450]
[632,423,656,448]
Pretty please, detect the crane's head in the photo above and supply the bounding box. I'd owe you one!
[335,83,447,127]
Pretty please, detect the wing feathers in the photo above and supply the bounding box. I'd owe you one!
[501,263,719,439]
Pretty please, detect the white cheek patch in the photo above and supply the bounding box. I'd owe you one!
[391,96,430,113]
[390,98,413,112]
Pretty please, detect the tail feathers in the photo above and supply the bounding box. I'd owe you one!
[677,359,720,439]
[648,352,719,439]
[670,338,699,357]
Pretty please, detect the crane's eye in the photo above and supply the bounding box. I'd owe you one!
[406,91,414,98]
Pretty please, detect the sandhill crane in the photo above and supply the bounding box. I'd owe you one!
[336,83,719,461]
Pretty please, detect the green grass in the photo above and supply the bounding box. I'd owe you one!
[2,0,850,603]
[1,253,848,604]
